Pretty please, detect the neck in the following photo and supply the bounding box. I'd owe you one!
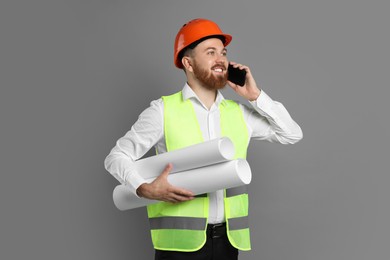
[187,79,217,110]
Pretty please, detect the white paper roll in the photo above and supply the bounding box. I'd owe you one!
[134,137,235,180]
[113,159,252,211]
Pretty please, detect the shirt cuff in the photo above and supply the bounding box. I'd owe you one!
[249,90,274,114]
[125,170,146,197]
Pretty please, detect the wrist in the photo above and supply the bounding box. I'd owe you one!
[248,89,261,101]
[136,183,150,198]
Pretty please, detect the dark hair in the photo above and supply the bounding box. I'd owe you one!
[177,35,226,66]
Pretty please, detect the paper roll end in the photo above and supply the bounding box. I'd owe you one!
[113,185,127,211]
[219,137,235,160]
[236,160,252,184]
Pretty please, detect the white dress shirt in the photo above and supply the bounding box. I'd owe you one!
[105,83,302,223]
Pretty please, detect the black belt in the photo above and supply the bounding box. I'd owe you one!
[207,223,227,239]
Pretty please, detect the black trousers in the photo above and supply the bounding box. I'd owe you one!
[154,223,239,260]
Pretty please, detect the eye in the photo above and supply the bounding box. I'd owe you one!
[207,50,215,55]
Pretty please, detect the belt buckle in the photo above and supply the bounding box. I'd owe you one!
[210,223,225,239]
[211,223,224,229]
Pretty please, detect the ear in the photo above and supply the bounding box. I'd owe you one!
[182,56,194,72]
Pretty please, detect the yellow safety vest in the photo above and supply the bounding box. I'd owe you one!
[147,91,251,251]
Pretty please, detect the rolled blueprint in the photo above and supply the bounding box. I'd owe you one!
[113,159,252,211]
[134,137,235,179]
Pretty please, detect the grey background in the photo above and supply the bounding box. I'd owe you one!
[1,0,389,259]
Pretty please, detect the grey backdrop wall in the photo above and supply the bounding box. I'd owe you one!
[1,0,389,259]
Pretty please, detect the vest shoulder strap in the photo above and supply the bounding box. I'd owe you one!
[219,100,249,159]
[162,91,203,152]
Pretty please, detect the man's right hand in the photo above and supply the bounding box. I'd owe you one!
[136,163,195,203]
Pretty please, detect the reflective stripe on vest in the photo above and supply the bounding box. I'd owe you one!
[149,216,207,230]
[147,91,251,251]
[228,216,249,230]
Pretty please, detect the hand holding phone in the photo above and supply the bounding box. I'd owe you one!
[228,64,247,87]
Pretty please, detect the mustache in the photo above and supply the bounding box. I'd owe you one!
[211,64,227,70]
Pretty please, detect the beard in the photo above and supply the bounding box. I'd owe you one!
[192,61,228,90]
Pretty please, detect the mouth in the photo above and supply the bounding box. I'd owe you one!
[212,65,226,74]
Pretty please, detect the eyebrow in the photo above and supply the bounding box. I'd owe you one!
[204,47,228,53]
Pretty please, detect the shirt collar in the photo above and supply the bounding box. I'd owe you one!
[182,82,225,108]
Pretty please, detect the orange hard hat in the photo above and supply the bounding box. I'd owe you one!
[174,18,232,68]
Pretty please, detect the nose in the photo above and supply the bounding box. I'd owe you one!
[215,53,227,64]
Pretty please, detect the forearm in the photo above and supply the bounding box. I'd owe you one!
[104,146,146,194]
[248,90,303,144]
[104,98,164,194]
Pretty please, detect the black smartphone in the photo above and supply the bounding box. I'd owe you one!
[228,64,247,87]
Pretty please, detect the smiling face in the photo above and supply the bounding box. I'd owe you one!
[187,38,229,90]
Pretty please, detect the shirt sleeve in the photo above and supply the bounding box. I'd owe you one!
[104,99,164,195]
[242,90,303,144]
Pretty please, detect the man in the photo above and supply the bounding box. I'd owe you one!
[105,18,302,260]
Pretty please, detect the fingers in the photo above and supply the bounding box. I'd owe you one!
[171,186,194,198]
[164,186,194,203]
[228,60,260,101]
[165,192,194,203]
[156,163,173,182]
[152,163,195,203]
[229,61,250,73]
[160,163,193,196]
[161,163,173,177]
[227,61,246,90]
[161,190,194,203]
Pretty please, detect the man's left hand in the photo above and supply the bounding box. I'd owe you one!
[227,61,261,101]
